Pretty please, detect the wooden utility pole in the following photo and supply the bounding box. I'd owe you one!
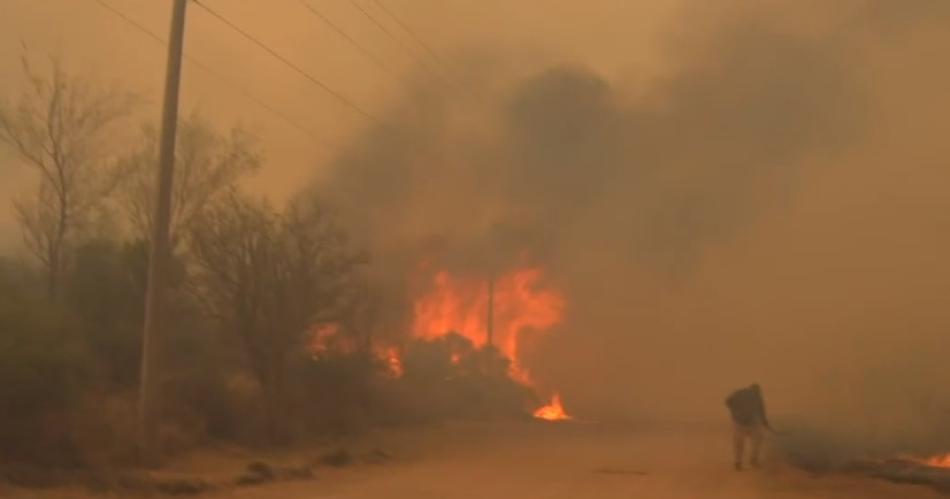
[138,0,188,461]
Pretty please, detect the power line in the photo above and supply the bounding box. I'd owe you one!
[92,0,335,149]
[371,0,455,79]
[347,0,447,85]
[94,0,164,44]
[358,0,482,101]
[192,0,381,124]
[296,0,397,80]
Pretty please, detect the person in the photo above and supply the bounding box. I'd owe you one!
[725,383,771,471]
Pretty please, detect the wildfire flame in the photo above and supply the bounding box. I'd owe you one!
[308,324,404,378]
[412,266,571,420]
[382,346,404,378]
[309,265,573,420]
[921,454,950,468]
[533,393,572,421]
[412,267,565,384]
[309,323,342,356]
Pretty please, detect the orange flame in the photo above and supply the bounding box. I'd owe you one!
[309,324,404,378]
[309,323,341,356]
[412,266,571,419]
[921,454,950,468]
[310,265,572,419]
[382,346,404,378]
[533,393,572,421]
[412,267,564,383]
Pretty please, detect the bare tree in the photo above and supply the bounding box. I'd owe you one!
[187,191,365,440]
[116,112,259,246]
[337,278,381,354]
[0,56,134,298]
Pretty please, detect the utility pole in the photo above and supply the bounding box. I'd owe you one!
[138,0,188,462]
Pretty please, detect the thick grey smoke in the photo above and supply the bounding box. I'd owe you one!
[313,4,865,330]
[321,36,863,272]
[311,0,950,456]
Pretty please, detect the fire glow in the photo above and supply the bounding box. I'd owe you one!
[533,393,572,421]
[308,325,404,378]
[921,454,950,469]
[412,266,571,420]
[382,346,404,378]
[309,323,341,356]
[308,265,573,420]
[412,267,564,384]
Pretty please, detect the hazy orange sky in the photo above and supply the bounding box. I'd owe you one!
[0,0,680,248]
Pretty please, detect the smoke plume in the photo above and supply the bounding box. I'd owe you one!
[310,0,950,455]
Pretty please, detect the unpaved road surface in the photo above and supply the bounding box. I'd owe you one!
[209,421,943,499]
[10,421,944,498]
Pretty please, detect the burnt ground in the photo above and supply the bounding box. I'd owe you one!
[3,421,944,498]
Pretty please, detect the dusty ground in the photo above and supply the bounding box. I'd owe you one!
[6,421,944,498]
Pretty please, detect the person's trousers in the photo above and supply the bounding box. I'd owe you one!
[733,422,764,464]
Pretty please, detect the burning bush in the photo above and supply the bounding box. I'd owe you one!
[396,334,536,421]
[406,266,573,420]
[774,418,950,477]
[411,267,565,385]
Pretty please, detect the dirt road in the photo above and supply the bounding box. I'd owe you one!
[10,421,943,498]
[204,421,942,499]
